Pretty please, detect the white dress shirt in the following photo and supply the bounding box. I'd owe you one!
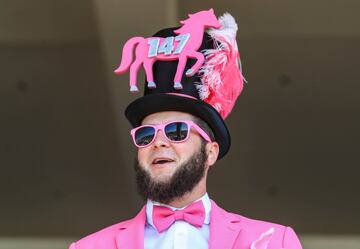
[144,193,211,249]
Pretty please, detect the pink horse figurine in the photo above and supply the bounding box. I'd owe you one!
[114,9,221,92]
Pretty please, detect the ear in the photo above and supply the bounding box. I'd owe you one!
[206,141,219,167]
[209,8,214,13]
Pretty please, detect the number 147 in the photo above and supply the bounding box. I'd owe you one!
[148,33,190,57]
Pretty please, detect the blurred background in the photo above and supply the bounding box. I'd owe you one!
[1,0,359,248]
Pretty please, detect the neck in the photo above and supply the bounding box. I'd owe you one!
[168,177,207,208]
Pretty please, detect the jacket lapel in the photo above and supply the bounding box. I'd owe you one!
[209,200,242,249]
[115,206,146,249]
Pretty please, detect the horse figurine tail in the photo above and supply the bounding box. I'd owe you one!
[114,37,144,74]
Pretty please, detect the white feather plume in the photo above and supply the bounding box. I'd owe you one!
[196,12,242,100]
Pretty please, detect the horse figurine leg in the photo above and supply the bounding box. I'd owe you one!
[144,59,156,88]
[173,55,187,89]
[185,51,205,77]
[129,58,143,92]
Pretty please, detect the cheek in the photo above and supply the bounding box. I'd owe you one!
[174,140,201,161]
[174,144,191,156]
[137,149,149,165]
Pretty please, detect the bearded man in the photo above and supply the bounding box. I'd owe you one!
[69,9,303,249]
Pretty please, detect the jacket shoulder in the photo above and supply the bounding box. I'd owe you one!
[235,212,287,230]
[227,211,302,249]
[69,218,133,249]
[214,202,287,231]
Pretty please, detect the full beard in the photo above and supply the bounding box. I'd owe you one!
[134,142,207,204]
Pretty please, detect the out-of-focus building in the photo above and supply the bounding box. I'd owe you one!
[0,1,359,248]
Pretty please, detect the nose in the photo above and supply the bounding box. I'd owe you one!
[152,130,170,148]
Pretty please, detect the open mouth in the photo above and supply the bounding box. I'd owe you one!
[152,158,175,165]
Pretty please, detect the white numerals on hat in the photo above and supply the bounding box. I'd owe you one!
[148,33,190,58]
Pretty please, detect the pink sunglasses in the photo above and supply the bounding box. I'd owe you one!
[130,120,212,148]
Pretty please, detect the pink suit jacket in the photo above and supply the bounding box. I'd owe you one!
[69,200,302,249]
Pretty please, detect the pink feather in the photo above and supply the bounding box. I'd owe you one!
[196,13,244,119]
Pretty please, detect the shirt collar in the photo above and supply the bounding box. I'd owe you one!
[146,193,211,229]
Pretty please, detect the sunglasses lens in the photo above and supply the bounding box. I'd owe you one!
[134,126,156,146]
[165,122,189,141]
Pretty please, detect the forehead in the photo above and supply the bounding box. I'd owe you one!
[141,111,196,125]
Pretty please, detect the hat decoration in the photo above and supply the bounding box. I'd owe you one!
[114,10,244,119]
[196,13,245,119]
[114,9,221,92]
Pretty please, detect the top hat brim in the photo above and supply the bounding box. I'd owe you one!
[125,93,230,159]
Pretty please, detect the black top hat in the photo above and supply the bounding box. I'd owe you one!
[116,10,244,160]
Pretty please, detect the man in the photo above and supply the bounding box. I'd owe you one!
[69,9,303,249]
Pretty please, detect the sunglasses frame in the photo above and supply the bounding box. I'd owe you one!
[130,120,212,148]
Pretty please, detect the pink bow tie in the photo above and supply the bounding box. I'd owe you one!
[152,200,206,233]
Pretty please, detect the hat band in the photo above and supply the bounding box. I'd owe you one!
[166,93,197,100]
